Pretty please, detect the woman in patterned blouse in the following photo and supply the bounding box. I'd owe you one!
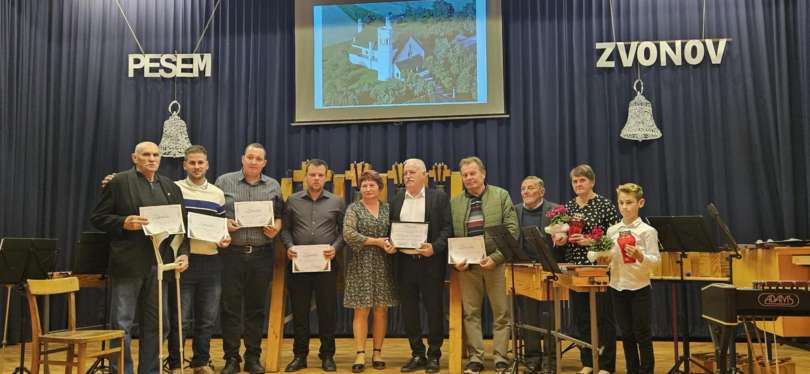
[553,164,621,374]
[343,170,399,372]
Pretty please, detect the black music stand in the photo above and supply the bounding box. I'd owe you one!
[647,216,718,374]
[523,226,564,374]
[523,227,562,277]
[72,232,110,275]
[73,232,113,374]
[0,237,58,374]
[484,225,525,374]
[707,203,747,373]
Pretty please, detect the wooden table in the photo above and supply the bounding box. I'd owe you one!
[552,267,609,374]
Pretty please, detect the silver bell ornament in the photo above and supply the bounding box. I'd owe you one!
[620,79,662,141]
[159,100,192,157]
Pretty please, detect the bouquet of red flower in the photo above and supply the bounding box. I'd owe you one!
[587,227,614,255]
[544,206,572,242]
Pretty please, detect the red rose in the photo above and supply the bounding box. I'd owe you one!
[589,227,604,241]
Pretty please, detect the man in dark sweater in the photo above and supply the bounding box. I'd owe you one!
[514,176,559,373]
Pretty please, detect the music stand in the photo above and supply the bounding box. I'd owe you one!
[522,226,565,373]
[0,237,58,374]
[486,225,529,263]
[72,232,110,275]
[707,203,748,373]
[523,227,563,277]
[484,225,525,374]
[72,232,113,374]
[646,216,718,374]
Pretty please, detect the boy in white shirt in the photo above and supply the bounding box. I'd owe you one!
[588,183,659,374]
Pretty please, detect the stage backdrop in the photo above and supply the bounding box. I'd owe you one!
[2,0,809,343]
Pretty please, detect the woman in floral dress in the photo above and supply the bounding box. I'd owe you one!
[343,170,398,372]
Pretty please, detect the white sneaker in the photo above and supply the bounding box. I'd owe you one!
[598,371,611,374]
[577,367,593,374]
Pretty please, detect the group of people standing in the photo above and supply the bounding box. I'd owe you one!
[92,142,283,374]
[90,140,658,374]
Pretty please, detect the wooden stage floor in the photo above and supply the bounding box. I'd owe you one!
[2,338,808,373]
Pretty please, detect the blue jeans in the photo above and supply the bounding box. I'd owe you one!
[168,254,223,368]
[110,266,169,374]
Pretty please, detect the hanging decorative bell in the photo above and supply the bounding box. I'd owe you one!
[620,79,662,141]
[159,100,192,157]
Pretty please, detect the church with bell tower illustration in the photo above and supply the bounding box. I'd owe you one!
[348,14,426,82]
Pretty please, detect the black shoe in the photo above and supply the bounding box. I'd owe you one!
[425,357,440,373]
[400,356,427,372]
[494,361,509,374]
[243,359,266,374]
[321,357,337,372]
[463,361,484,374]
[371,348,385,370]
[220,359,240,374]
[284,356,307,372]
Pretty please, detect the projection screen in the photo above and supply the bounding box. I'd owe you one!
[294,0,506,125]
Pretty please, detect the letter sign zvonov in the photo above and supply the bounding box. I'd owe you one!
[128,53,213,78]
[595,39,729,68]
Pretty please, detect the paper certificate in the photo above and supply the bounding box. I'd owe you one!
[234,200,274,228]
[291,245,331,273]
[187,212,228,243]
[140,204,185,235]
[390,222,429,249]
[448,236,486,264]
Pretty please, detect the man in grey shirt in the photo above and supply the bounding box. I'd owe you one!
[281,159,345,372]
[215,143,284,374]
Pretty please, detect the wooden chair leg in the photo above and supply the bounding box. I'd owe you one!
[65,344,75,374]
[76,343,86,374]
[31,340,41,374]
[116,338,124,374]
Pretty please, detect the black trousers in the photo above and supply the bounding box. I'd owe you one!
[287,266,337,358]
[398,256,445,359]
[519,297,556,367]
[220,248,273,362]
[611,286,654,374]
[570,290,616,372]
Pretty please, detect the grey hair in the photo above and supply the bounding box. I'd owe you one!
[134,141,158,154]
[403,158,427,172]
[522,176,545,189]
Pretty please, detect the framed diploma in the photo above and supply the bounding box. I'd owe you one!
[390,222,429,249]
[140,204,185,235]
[234,200,274,228]
[291,245,331,273]
[448,236,486,264]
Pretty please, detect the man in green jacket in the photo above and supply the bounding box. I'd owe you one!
[450,156,519,374]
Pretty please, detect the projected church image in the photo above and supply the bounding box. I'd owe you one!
[348,16,426,82]
[314,0,486,108]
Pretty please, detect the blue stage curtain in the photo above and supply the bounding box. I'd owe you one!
[2,0,809,343]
